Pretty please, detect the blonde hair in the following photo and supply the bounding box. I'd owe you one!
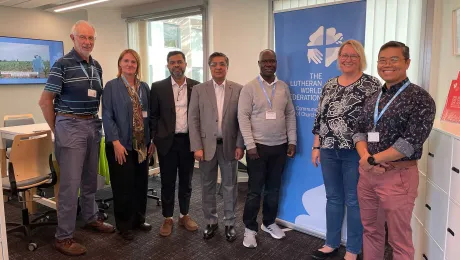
[117,49,142,80]
[337,39,367,71]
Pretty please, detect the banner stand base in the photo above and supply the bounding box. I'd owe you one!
[276,218,347,245]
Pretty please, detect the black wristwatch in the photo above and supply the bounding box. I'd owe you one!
[312,146,320,150]
[367,155,378,166]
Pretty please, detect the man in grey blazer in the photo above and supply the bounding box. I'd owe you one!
[188,52,244,242]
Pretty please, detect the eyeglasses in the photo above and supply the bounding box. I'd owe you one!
[76,35,95,42]
[210,62,227,68]
[339,54,360,61]
[377,57,406,65]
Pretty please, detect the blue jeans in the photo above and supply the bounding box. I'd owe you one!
[320,149,362,254]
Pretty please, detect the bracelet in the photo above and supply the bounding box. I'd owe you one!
[312,146,320,150]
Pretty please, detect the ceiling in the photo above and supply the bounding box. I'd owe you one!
[0,0,160,11]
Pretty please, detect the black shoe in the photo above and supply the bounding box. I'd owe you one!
[310,248,339,260]
[119,230,134,241]
[203,224,218,239]
[225,226,237,242]
[136,222,152,232]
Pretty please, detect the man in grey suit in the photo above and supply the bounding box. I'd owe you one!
[188,52,244,242]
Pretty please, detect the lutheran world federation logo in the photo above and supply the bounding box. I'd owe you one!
[306,26,344,67]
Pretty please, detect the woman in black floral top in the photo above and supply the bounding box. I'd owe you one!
[310,40,381,260]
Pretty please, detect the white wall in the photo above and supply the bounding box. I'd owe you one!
[87,8,128,82]
[0,7,87,126]
[208,0,270,85]
[431,0,460,119]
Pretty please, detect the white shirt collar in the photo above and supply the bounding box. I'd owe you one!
[213,79,226,88]
[258,74,278,86]
[171,76,187,87]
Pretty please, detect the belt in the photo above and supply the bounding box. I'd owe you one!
[174,133,189,137]
[216,138,223,144]
[387,160,417,169]
[56,112,97,120]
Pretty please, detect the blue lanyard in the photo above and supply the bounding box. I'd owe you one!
[374,81,411,128]
[257,77,276,109]
[79,63,94,89]
[121,75,143,109]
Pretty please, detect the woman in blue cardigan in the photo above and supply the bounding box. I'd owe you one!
[102,49,155,240]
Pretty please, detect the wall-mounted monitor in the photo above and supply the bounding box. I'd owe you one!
[0,36,64,85]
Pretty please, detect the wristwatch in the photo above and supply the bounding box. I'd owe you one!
[312,146,320,150]
[367,155,378,166]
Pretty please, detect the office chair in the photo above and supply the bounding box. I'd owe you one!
[2,131,57,251]
[3,114,35,160]
[147,155,161,206]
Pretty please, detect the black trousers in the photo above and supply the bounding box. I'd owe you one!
[243,143,287,232]
[158,134,195,217]
[106,143,149,232]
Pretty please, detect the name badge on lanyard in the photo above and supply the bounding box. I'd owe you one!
[257,77,276,120]
[369,81,411,143]
[88,89,97,97]
[80,63,96,97]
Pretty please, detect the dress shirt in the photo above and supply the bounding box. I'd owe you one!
[353,78,436,161]
[213,79,226,138]
[172,77,188,133]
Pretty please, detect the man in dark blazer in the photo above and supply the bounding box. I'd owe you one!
[150,51,201,237]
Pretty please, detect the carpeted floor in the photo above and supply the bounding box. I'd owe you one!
[4,169,392,260]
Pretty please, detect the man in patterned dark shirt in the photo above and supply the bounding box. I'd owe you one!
[352,41,435,260]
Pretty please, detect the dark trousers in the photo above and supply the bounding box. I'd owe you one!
[106,143,149,232]
[158,134,195,218]
[243,143,287,232]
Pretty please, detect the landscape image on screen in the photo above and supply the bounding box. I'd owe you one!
[0,36,63,85]
[0,42,50,79]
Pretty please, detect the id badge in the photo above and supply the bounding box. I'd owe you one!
[142,111,148,118]
[266,111,276,120]
[88,89,97,98]
[368,132,380,143]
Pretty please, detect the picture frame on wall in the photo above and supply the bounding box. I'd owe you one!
[454,7,460,55]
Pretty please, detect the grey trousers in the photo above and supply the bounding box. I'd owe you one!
[199,143,238,226]
[54,115,101,240]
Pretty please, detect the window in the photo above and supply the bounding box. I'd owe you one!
[191,28,202,51]
[128,14,204,84]
[163,23,181,49]
[192,67,203,81]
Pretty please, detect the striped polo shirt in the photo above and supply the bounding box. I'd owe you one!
[44,48,103,115]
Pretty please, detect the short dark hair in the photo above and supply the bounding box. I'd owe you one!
[167,51,186,63]
[378,41,410,60]
[208,52,229,66]
[259,49,276,61]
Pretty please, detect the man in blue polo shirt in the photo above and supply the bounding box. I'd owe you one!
[38,20,114,257]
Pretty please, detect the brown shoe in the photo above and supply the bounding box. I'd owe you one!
[55,238,87,256]
[160,218,174,237]
[84,219,115,233]
[178,215,198,231]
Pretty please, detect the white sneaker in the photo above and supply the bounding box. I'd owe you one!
[261,223,286,239]
[243,228,257,248]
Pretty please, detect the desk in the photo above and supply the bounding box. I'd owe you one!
[0,123,57,211]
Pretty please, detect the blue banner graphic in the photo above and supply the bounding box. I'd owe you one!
[275,1,366,237]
